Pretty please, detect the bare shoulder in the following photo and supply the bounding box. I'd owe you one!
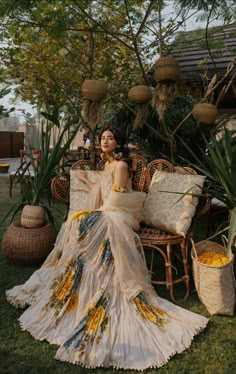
[115,160,128,171]
[113,160,129,187]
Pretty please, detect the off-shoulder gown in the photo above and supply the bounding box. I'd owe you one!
[6,166,208,370]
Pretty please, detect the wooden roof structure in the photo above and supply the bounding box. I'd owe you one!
[169,23,236,82]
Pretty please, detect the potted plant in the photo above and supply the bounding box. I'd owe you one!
[2,113,82,265]
[181,127,236,315]
[4,113,81,227]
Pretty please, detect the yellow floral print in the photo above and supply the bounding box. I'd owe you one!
[65,290,79,312]
[151,305,166,318]
[136,298,157,323]
[87,305,106,334]
[69,210,91,221]
[99,242,106,252]
[198,251,230,266]
[63,294,110,349]
[135,294,167,327]
[55,270,75,300]
[112,184,126,193]
[85,299,94,314]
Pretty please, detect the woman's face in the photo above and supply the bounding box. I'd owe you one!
[100,130,118,154]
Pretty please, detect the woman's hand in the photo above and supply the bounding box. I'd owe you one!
[76,169,94,190]
[76,170,87,183]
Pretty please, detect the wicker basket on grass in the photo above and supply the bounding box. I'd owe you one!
[2,221,57,266]
[191,240,235,316]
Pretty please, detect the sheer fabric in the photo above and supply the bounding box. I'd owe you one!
[6,164,208,370]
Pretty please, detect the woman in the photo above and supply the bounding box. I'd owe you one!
[6,127,208,370]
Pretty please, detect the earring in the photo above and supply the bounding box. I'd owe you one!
[100,152,107,161]
[112,149,123,160]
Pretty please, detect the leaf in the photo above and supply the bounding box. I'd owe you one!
[41,111,60,127]
[227,207,236,256]
[231,149,236,191]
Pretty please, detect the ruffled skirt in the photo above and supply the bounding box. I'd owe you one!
[6,211,208,371]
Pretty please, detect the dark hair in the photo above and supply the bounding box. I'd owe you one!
[98,126,130,160]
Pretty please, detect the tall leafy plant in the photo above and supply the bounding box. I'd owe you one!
[5,114,81,225]
[181,128,236,256]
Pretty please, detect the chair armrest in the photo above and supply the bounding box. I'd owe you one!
[51,175,70,206]
[194,196,211,219]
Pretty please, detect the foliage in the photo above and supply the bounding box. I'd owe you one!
[0,0,234,160]
[0,0,154,109]
[174,0,236,23]
[181,128,236,255]
[4,110,82,226]
[108,95,211,163]
[0,87,15,119]
[0,0,202,113]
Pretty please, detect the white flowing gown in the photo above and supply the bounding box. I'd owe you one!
[6,165,208,370]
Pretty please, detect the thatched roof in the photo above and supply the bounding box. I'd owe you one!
[168,23,236,82]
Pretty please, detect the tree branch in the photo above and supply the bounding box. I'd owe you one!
[172,57,236,136]
[135,0,155,40]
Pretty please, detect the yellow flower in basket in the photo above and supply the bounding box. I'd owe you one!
[198,251,230,266]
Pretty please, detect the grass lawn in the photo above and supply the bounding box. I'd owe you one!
[0,176,235,374]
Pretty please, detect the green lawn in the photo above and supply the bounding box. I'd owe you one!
[0,176,235,374]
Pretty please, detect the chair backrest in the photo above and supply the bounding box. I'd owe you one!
[20,149,41,170]
[173,166,197,175]
[70,155,147,192]
[130,155,147,192]
[51,175,70,205]
[63,149,90,166]
[144,159,173,192]
[71,160,95,171]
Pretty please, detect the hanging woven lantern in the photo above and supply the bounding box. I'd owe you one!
[81,79,108,130]
[192,103,218,124]
[128,85,152,104]
[81,79,108,102]
[128,85,152,129]
[154,56,180,82]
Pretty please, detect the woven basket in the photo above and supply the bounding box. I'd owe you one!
[192,103,218,124]
[191,240,235,316]
[21,205,45,228]
[128,85,152,104]
[2,221,57,266]
[154,56,180,82]
[81,79,107,101]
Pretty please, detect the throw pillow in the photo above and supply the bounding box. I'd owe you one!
[142,170,205,236]
[70,169,102,212]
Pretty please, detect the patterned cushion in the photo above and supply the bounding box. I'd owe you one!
[142,170,205,237]
[70,170,102,212]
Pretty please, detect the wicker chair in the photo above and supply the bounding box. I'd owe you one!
[51,156,208,302]
[9,149,41,197]
[139,161,204,303]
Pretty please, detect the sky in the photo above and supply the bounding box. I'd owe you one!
[0,1,223,123]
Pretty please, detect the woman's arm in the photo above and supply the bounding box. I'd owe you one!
[113,161,129,191]
[76,170,95,190]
